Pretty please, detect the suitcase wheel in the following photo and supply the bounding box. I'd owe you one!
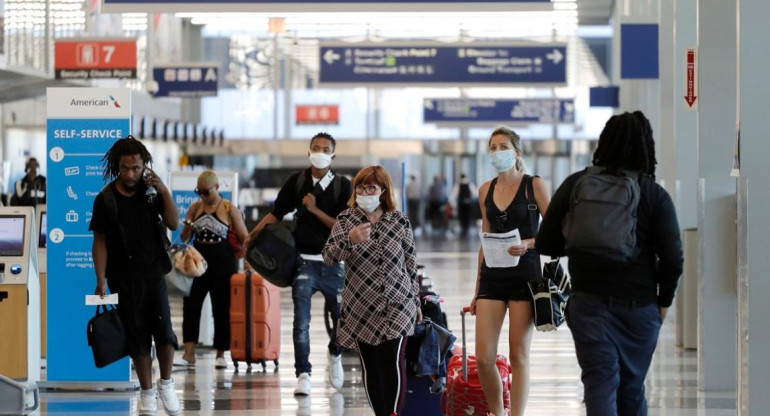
[246,364,252,373]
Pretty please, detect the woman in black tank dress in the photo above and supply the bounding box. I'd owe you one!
[175,170,248,370]
[471,127,550,416]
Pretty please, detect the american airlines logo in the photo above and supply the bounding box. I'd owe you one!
[69,95,121,108]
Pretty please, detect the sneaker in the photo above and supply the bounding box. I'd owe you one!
[215,357,227,369]
[294,373,311,396]
[157,378,181,416]
[138,392,157,416]
[172,356,194,367]
[327,352,344,390]
[295,395,312,416]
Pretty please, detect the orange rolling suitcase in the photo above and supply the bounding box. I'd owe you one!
[230,271,281,372]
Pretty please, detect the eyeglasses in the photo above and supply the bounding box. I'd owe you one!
[355,184,381,195]
[194,187,215,197]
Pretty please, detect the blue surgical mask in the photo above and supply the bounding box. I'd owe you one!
[490,149,516,172]
[356,194,381,213]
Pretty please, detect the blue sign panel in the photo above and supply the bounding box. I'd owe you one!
[590,86,620,107]
[46,87,132,382]
[621,24,659,79]
[319,44,567,86]
[424,98,575,124]
[154,64,218,98]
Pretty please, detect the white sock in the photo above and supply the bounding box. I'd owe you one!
[141,388,155,396]
[159,378,173,386]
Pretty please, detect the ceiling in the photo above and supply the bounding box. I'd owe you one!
[577,0,614,25]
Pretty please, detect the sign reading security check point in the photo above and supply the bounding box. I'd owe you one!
[319,43,567,86]
[55,39,138,80]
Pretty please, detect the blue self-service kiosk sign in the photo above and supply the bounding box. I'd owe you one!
[153,63,218,98]
[46,88,132,383]
[319,44,567,86]
[424,98,575,125]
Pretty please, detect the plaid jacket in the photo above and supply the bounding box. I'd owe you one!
[323,207,420,349]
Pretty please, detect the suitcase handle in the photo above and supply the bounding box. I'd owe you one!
[460,306,472,383]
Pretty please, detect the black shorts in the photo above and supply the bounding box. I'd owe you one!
[108,276,178,357]
[476,274,532,302]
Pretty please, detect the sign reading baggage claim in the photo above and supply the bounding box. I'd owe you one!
[102,0,550,13]
[319,43,567,86]
[55,39,137,80]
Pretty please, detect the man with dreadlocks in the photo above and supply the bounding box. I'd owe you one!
[536,111,683,416]
[89,136,181,416]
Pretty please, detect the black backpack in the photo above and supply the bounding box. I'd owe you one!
[246,170,342,288]
[562,167,641,267]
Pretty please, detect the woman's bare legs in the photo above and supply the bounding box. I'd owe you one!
[475,299,508,415]
[507,300,534,416]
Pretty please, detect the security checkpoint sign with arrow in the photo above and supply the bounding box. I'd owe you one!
[685,47,698,111]
[319,43,567,86]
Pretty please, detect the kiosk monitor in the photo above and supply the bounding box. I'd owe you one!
[0,215,26,257]
[38,211,47,249]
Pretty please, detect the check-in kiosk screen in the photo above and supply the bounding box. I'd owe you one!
[0,215,26,256]
[39,212,47,249]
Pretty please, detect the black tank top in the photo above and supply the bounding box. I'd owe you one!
[481,175,539,279]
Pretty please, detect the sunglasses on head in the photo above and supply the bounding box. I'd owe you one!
[194,187,214,197]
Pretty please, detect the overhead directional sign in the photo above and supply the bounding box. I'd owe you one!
[423,98,575,125]
[319,43,567,86]
[153,63,218,98]
[102,1,551,13]
[55,38,137,80]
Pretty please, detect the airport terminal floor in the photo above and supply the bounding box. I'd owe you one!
[37,233,734,416]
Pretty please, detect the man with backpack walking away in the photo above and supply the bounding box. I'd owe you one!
[536,111,684,416]
[244,132,353,396]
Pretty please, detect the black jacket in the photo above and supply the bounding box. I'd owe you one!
[536,170,684,307]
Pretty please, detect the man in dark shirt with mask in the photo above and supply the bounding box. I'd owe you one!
[245,132,352,396]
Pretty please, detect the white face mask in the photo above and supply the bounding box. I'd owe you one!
[356,194,381,213]
[309,152,333,169]
[489,149,516,173]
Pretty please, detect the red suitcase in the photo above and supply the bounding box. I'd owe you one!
[442,306,511,416]
[230,271,281,372]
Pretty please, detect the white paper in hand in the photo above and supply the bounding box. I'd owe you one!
[85,294,119,305]
[480,228,522,268]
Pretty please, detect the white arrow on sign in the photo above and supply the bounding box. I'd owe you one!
[546,49,564,65]
[324,49,341,65]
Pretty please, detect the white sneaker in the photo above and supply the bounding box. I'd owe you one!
[294,373,311,396]
[327,352,344,390]
[215,357,227,369]
[329,391,345,416]
[157,378,181,416]
[138,392,157,416]
[172,356,194,367]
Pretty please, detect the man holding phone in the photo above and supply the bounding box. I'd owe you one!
[89,136,181,416]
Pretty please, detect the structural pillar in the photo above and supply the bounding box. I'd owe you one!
[737,0,770,413]
[695,0,737,392]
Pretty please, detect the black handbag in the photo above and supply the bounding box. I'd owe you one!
[245,221,302,288]
[86,305,129,368]
[528,258,571,332]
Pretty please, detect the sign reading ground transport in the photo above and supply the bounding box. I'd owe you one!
[424,98,575,125]
[102,1,551,13]
[319,44,567,86]
[55,39,137,80]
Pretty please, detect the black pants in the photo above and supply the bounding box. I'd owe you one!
[183,242,236,351]
[458,202,472,234]
[356,336,408,416]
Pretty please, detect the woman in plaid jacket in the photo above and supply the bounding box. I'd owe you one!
[323,165,422,416]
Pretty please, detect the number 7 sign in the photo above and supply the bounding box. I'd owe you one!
[55,38,137,80]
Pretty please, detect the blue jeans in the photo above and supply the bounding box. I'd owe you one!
[566,292,663,416]
[292,259,345,376]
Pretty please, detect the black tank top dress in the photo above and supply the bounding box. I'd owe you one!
[192,210,237,281]
[477,175,540,302]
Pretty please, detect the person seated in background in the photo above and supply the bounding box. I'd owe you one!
[174,170,248,370]
[322,165,422,416]
[11,157,46,207]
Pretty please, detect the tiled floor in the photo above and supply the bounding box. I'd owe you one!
[37,231,736,415]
